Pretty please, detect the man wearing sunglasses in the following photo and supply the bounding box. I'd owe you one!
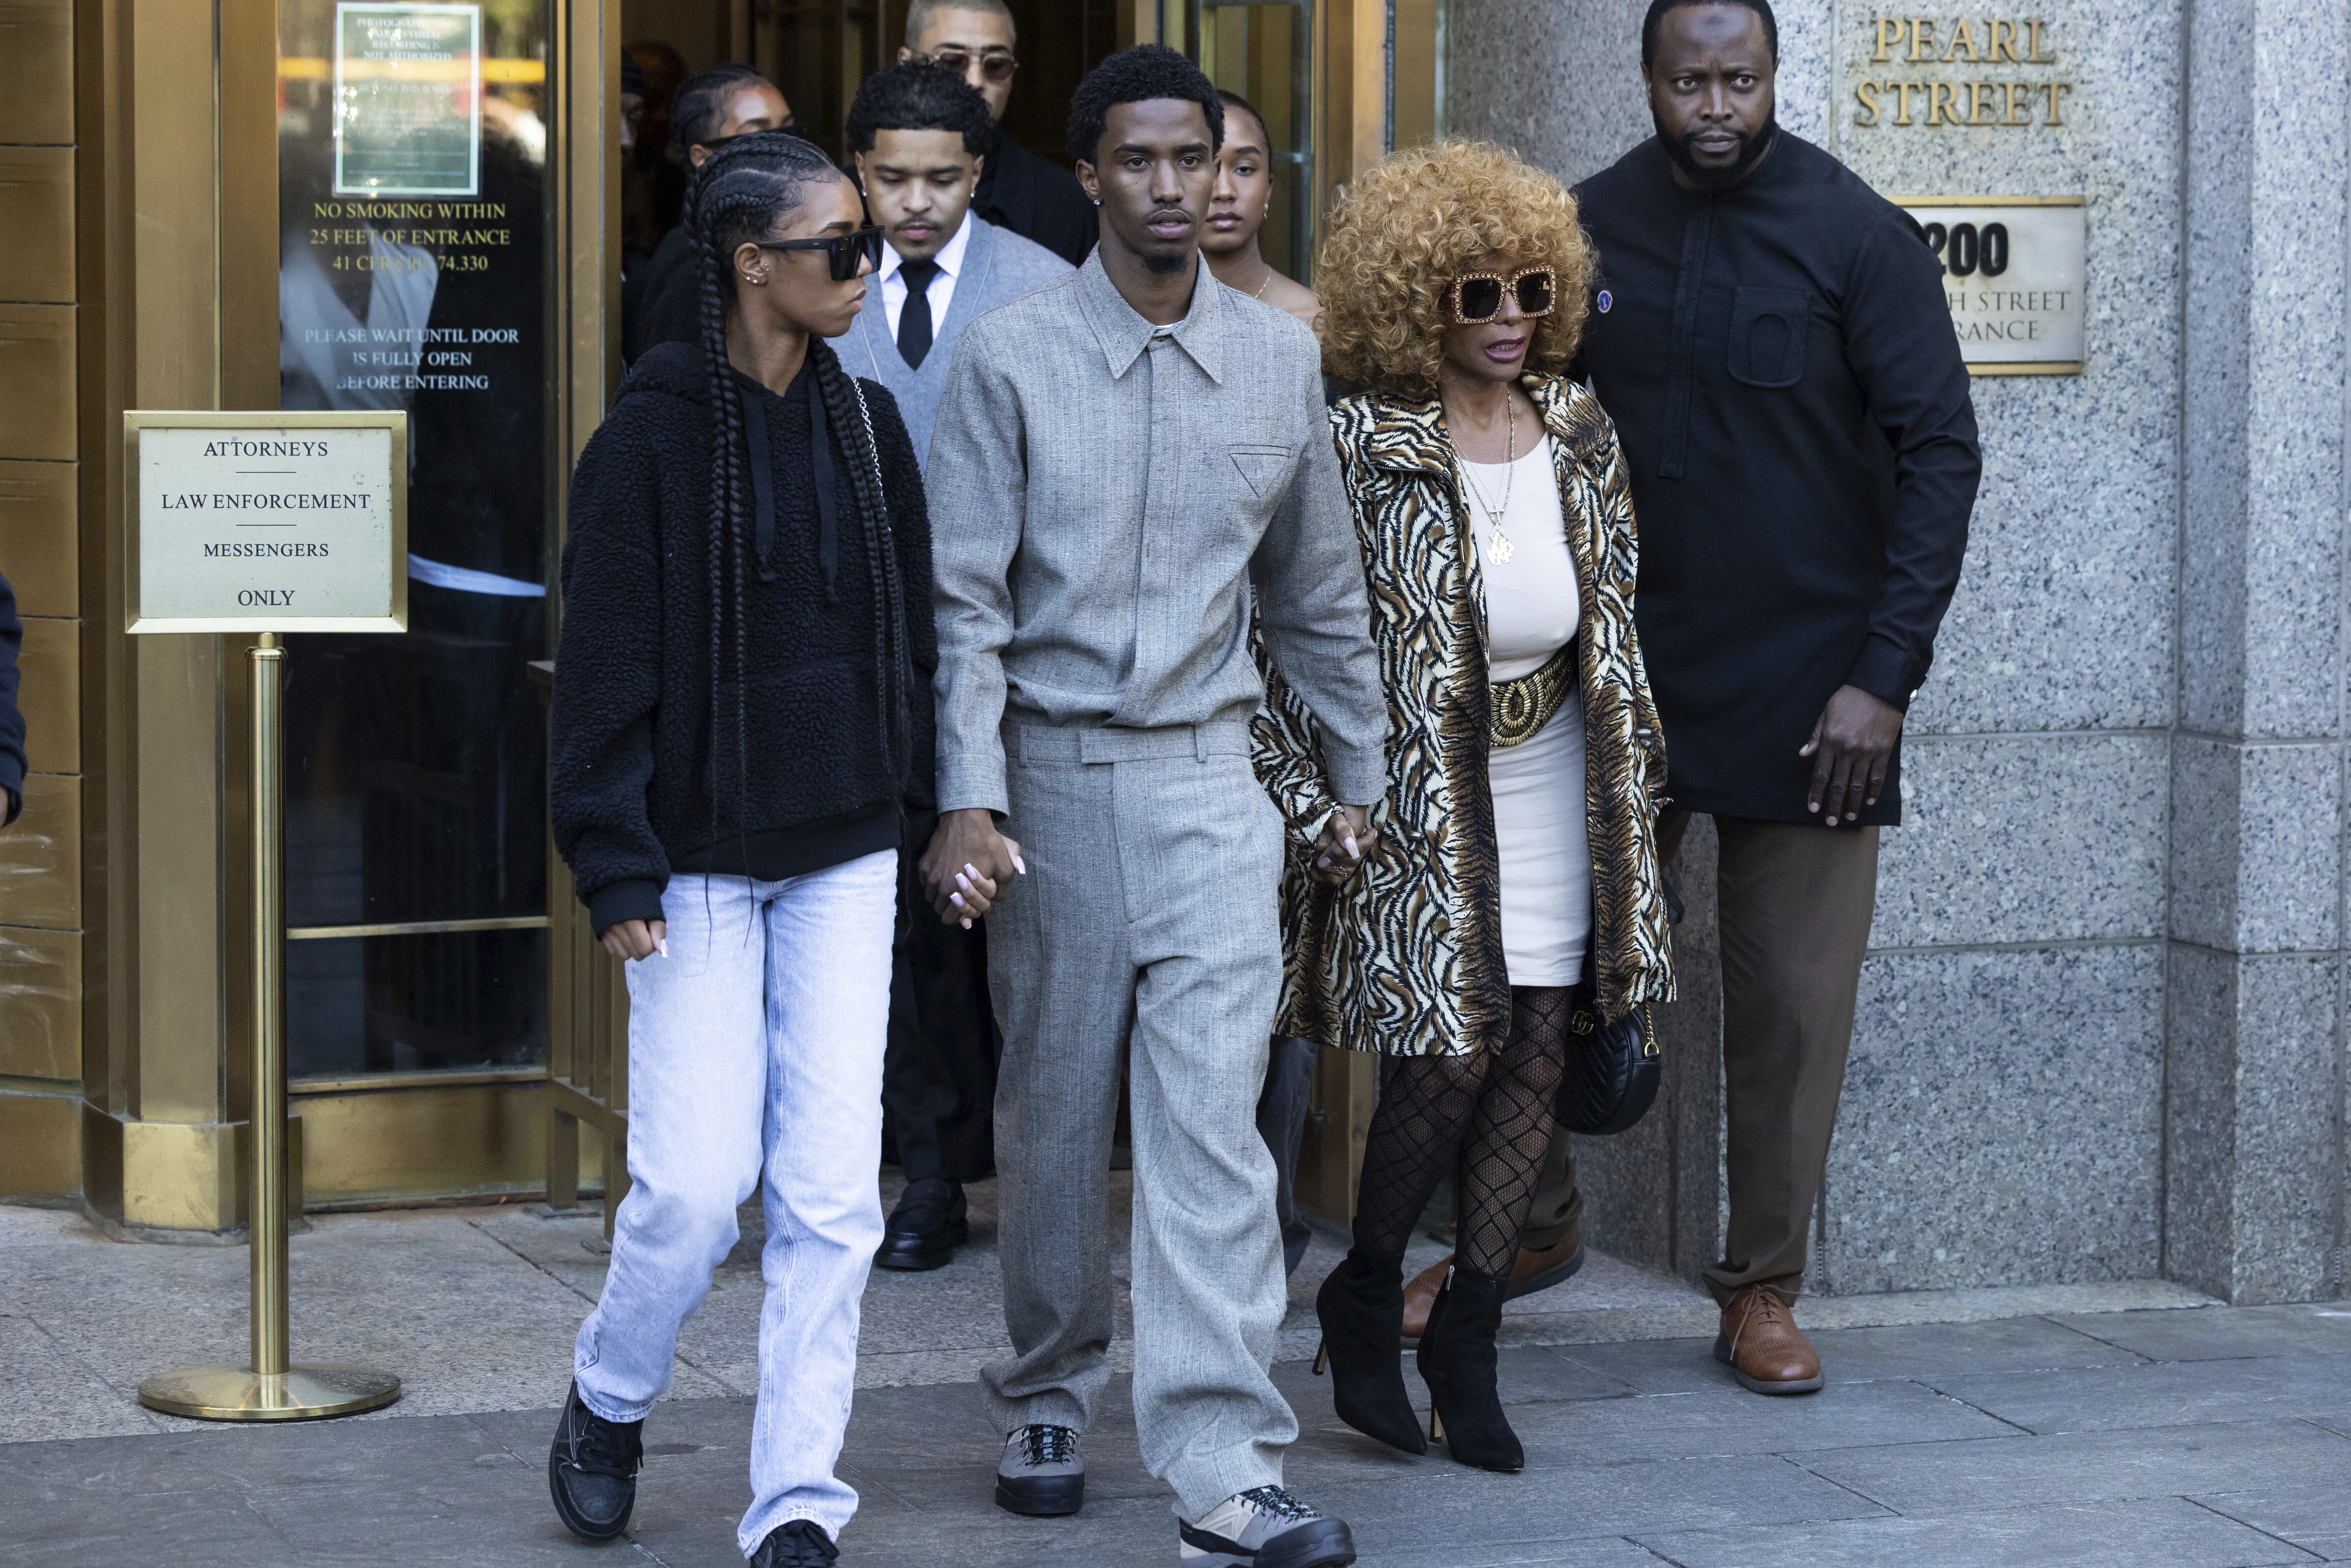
[1551,0,1979,1397]
[898,0,1098,267]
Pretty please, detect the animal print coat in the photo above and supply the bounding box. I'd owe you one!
[1253,376,1674,1058]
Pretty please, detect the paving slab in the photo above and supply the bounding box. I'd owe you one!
[2051,1304,2351,1363]
[1637,1496,2322,1568]
[1930,1355,2351,1434]
[1791,1419,2351,1516]
[2196,1488,2351,1563]
[1552,1315,2146,1395]
[1490,1378,2019,1467]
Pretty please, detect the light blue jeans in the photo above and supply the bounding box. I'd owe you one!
[573,852,896,1555]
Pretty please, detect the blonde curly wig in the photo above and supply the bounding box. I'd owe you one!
[1315,140,1595,397]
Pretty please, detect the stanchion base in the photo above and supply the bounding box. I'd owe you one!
[137,1365,401,1421]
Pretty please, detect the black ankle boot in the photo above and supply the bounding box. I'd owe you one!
[1313,1248,1428,1455]
[1417,1265,1523,1473]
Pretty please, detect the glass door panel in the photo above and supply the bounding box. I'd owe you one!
[1192,2,1311,280]
[275,0,556,1078]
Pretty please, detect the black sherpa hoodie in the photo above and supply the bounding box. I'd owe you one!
[551,339,936,935]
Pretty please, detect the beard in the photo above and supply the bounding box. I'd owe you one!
[1655,107,1777,192]
[1142,250,1189,275]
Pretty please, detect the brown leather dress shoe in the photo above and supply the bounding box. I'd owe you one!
[1402,1226,1585,1341]
[1713,1285,1823,1394]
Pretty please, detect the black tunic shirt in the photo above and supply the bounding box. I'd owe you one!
[972,128,1098,268]
[1574,132,1979,826]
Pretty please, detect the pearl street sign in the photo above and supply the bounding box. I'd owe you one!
[1892,196,2086,376]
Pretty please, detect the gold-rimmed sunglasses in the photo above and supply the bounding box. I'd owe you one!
[1444,267,1557,325]
[924,46,1018,82]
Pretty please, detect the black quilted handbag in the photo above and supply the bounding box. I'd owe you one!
[1555,906,1662,1137]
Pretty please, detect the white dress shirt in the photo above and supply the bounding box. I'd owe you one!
[880,209,972,338]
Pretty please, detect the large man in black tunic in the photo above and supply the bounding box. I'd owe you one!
[1514,0,1978,1393]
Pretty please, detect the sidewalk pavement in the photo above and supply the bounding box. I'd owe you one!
[7,1185,2350,1566]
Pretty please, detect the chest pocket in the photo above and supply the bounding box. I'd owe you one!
[1727,286,1812,388]
[1227,443,1296,503]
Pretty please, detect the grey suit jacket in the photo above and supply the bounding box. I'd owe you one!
[927,255,1386,820]
[839,216,1072,471]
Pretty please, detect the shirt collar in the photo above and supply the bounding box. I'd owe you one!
[881,208,973,282]
[1074,251,1223,383]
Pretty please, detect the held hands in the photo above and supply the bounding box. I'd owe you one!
[600,919,668,961]
[920,807,1026,928]
[1310,803,1380,887]
[1800,685,1905,827]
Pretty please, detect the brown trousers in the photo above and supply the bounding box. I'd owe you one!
[1521,811,1880,1305]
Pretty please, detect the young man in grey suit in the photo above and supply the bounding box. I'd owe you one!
[843,59,1072,1278]
[921,45,1383,1568]
[843,59,1072,468]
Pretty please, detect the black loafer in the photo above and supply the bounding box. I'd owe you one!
[751,1520,840,1566]
[547,1382,642,1541]
[876,1178,969,1271]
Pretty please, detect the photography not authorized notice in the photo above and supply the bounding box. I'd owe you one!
[131,418,405,632]
[1893,196,2085,374]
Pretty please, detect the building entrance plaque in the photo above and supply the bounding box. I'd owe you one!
[1892,196,2085,375]
[124,410,407,634]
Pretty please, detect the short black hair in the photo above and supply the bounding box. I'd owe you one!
[1066,44,1223,168]
[1641,0,1779,68]
[672,64,774,158]
[847,58,994,157]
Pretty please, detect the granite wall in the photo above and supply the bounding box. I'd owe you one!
[1448,0,2348,1302]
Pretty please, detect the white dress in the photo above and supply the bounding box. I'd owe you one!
[1461,436,1592,987]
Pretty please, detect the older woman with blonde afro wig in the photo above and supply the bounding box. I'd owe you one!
[1256,140,1671,1475]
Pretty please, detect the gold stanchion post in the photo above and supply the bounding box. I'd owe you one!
[137,635,401,1421]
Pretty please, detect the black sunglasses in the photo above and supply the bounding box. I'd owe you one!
[757,225,885,282]
[1446,267,1556,325]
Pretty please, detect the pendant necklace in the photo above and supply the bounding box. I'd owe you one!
[1456,394,1518,564]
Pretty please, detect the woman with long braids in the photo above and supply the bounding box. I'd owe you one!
[546,131,930,1567]
[1256,141,1673,1472]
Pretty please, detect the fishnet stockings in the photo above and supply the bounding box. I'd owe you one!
[1351,986,1573,1278]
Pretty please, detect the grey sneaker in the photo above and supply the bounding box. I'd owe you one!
[994,1423,1083,1516]
[1179,1486,1356,1567]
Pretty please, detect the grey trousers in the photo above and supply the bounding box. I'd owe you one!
[980,719,1297,1515]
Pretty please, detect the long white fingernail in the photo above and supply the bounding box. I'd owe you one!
[1316,856,1331,868]
[961,917,974,929]
[950,891,966,908]
[963,862,979,878]
[1013,854,1028,874]
[1343,836,1360,858]
[655,937,669,958]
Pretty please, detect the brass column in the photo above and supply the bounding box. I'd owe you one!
[136,637,399,1421]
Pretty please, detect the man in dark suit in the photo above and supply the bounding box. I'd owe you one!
[898,0,1098,266]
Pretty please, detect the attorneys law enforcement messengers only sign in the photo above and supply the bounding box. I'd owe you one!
[125,410,408,634]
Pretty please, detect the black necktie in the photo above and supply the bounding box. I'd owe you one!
[897,258,940,369]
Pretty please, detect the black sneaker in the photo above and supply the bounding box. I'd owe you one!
[546,1381,643,1541]
[1179,1486,1356,1567]
[994,1422,1084,1516]
[750,1520,840,1566]
[876,1178,969,1271]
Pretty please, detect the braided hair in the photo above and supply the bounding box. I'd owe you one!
[684,130,919,875]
